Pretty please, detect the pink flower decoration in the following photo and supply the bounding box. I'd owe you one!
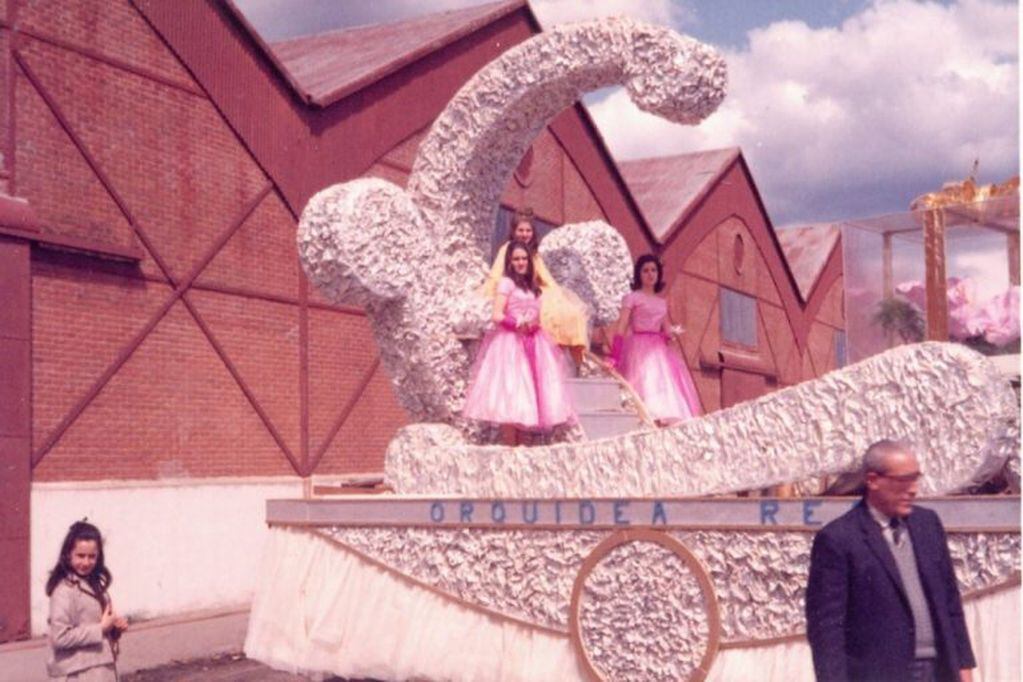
[895,278,1019,347]
[976,287,1020,346]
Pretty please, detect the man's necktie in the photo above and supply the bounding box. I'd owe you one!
[889,517,903,546]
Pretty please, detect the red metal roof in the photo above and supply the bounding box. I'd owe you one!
[775,223,841,299]
[248,0,527,107]
[617,147,740,242]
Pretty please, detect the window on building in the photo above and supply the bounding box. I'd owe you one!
[492,207,558,259]
[720,288,757,348]
[834,330,848,368]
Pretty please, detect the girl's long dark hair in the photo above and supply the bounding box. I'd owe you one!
[46,521,112,606]
[632,253,665,293]
[504,241,540,296]
[506,208,539,254]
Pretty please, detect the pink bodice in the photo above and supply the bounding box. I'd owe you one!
[623,291,667,333]
[498,277,541,323]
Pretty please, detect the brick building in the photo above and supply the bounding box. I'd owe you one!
[0,0,842,641]
[619,150,845,409]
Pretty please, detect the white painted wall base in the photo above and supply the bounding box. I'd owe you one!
[30,476,303,635]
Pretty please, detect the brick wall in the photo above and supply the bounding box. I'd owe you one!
[21,0,614,481]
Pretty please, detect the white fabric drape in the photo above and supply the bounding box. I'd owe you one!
[246,527,1020,682]
[963,583,1021,682]
[244,527,585,681]
[709,640,816,681]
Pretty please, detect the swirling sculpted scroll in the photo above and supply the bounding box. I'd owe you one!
[386,342,1018,496]
[297,17,727,425]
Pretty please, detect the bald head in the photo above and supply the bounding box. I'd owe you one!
[863,439,914,474]
[863,439,921,518]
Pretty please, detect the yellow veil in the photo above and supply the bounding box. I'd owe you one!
[483,241,589,348]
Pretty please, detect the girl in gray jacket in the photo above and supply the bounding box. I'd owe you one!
[45,521,128,681]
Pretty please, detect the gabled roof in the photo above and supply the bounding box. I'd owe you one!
[229,0,526,108]
[142,0,650,239]
[617,146,836,339]
[617,147,740,242]
[775,223,841,299]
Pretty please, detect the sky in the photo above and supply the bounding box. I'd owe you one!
[234,0,1019,229]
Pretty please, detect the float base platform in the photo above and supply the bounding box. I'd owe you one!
[246,496,1020,682]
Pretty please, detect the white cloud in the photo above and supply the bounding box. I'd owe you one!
[584,0,1019,226]
[530,0,694,30]
[949,238,1013,300]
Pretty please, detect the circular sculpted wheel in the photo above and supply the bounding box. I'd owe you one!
[569,530,721,681]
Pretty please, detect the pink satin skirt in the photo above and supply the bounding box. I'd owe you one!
[463,327,575,430]
[620,332,701,423]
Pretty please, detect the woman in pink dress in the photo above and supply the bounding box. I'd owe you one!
[463,241,575,435]
[608,254,702,425]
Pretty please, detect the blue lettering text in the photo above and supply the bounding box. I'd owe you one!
[522,501,539,524]
[760,500,780,525]
[651,501,667,525]
[613,500,631,525]
[491,502,506,523]
[430,501,445,523]
[579,500,596,524]
[803,500,823,526]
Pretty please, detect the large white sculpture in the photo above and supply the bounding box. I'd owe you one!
[297,17,1015,495]
[297,17,726,425]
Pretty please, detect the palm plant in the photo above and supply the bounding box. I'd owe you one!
[873,297,924,343]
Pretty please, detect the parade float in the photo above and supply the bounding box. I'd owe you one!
[244,17,1020,682]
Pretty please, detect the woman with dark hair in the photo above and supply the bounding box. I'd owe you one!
[608,254,702,425]
[45,520,127,681]
[465,240,575,436]
[483,208,589,362]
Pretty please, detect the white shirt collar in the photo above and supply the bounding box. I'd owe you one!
[866,500,895,528]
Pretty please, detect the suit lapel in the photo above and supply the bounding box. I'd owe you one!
[857,503,909,603]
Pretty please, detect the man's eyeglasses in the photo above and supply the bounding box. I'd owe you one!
[874,471,922,484]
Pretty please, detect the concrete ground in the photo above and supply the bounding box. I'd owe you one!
[123,653,376,681]
[0,606,382,682]
[122,653,319,681]
[1,608,325,682]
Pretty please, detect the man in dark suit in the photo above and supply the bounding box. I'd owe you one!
[805,440,976,682]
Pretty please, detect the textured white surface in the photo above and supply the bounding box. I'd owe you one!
[298,179,473,421]
[538,221,633,327]
[407,17,726,260]
[689,530,812,642]
[579,541,711,681]
[297,17,725,424]
[385,343,1018,496]
[318,526,603,631]
[1007,452,1021,492]
[318,524,1019,645]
